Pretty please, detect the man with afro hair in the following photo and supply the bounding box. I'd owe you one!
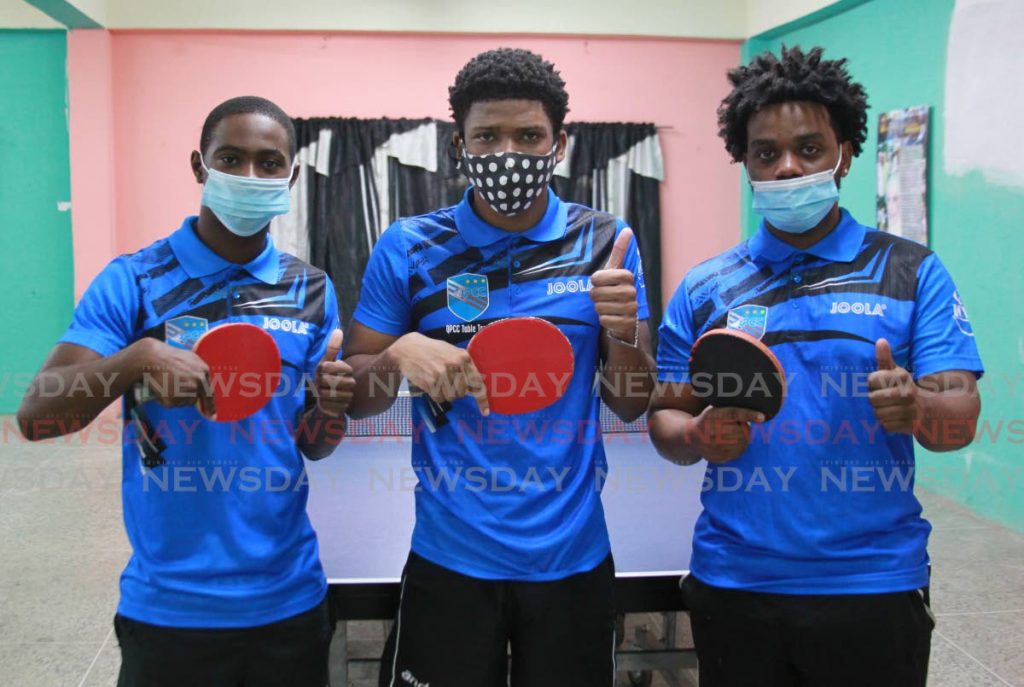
[649,46,983,687]
[344,48,654,687]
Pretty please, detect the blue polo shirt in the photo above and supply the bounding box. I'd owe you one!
[354,188,649,580]
[658,209,983,594]
[60,216,340,627]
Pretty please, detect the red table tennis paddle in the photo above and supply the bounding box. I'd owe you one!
[192,322,282,422]
[136,322,281,422]
[688,328,787,420]
[469,317,575,414]
[420,317,575,430]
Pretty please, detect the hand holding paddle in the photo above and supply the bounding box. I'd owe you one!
[688,405,766,464]
[590,228,639,345]
[685,327,785,463]
[868,338,921,434]
[394,317,575,430]
[391,333,490,416]
[138,340,214,413]
[138,322,281,422]
[312,329,355,417]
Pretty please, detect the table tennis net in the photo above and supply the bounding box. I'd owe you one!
[345,392,649,437]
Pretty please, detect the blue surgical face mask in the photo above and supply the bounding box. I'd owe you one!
[748,152,843,234]
[200,158,293,237]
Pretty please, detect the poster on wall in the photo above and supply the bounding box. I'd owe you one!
[876,105,930,246]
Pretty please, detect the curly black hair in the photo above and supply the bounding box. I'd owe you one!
[200,95,297,159]
[448,48,570,134]
[717,46,868,162]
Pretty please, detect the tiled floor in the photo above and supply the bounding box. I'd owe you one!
[1,422,1021,686]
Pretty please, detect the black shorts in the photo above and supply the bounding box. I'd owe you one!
[682,574,935,687]
[379,552,616,687]
[115,594,334,687]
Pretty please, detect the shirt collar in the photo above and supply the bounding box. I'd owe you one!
[454,187,568,248]
[169,216,281,285]
[748,207,866,265]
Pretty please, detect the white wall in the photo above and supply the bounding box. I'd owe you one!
[745,0,839,36]
[103,0,751,38]
[0,2,62,29]
[67,0,108,26]
[10,0,840,38]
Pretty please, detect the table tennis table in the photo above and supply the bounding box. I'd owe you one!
[306,398,704,685]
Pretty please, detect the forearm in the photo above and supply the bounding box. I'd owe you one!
[599,327,654,422]
[296,405,348,460]
[17,341,149,440]
[649,408,704,465]
[345,347,404,419]
[913,387,981,452]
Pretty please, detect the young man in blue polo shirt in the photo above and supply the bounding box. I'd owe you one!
[344,48,654,687]
[18,96,354,686]
[650,47,983,687]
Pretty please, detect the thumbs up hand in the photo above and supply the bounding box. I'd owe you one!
[867,338,921,434]
[590,228,640,345]
[313,329,355,417]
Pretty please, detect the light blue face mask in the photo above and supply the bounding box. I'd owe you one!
[748,152,843,234]
[200,159,293,237]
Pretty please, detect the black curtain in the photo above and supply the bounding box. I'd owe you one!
[293,117,431,328]
[551,122,664,343]
[386,121,467,219]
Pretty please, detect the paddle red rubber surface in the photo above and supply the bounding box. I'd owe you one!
[193,323,281,422]
[467,317,575,415]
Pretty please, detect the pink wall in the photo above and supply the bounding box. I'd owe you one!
[68,30,116,299]
[69,30,740,306]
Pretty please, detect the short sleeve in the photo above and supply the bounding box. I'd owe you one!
[618,222,650,321]
[58,257,139,357]
[352,222,413,336]
[656,279,696,383]
[910,253,984,379]
[305,276,342,373]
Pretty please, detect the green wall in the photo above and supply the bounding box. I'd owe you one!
[742,0,1024,532]
[0,30,73,413]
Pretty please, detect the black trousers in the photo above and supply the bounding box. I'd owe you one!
[115,595,334,687]
[682,574,935,687]
[379,552,616,687]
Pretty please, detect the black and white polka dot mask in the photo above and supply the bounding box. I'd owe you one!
[461,145,558,217]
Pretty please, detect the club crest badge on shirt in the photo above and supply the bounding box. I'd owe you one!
[447,273,489,322]
[727,305,768,340]
[164,315,209,350]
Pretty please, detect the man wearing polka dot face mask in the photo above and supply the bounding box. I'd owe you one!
[461,143,559,216]
[344,47,654,687]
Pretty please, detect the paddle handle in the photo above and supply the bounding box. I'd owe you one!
[419,393,451,432]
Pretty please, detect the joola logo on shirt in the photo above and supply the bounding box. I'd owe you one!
[262,317,310,335]
[546,278,593,296]
[830,301,887,316]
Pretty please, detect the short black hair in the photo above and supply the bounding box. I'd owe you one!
[717,46,869,162]
[448,48,570,134]
[199,95,297,159]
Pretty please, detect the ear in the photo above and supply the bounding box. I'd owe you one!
[556,129,568,164]
[190,150,205,184]
[289,160,300,188]
[839,141,854,177]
